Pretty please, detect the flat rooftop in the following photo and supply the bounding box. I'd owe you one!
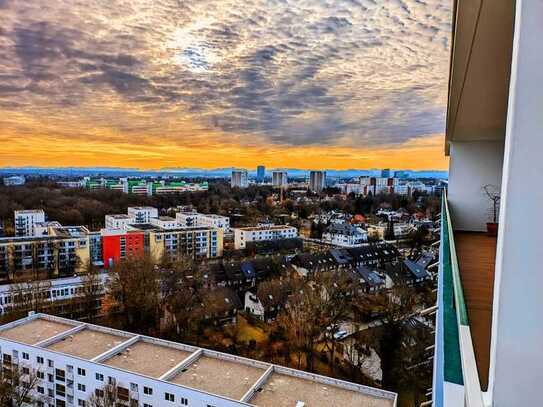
[251,372,394,407]
[0,315,396,405]
[46,328,127,360]
[103,340,192,378]
[170,355,266,400]
[0,319,73,345]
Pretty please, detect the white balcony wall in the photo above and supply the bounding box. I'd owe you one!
[489,1,543,405]
[448,140,504,232]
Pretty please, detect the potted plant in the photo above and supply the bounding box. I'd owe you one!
[483,184,500,236]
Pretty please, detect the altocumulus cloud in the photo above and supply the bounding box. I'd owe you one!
[0,0,451,148]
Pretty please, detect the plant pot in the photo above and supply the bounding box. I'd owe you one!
[486,222,498,236]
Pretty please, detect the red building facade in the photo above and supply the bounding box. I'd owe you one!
[102,231,144,269]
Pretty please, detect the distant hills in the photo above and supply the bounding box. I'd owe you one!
[0,167,448,180]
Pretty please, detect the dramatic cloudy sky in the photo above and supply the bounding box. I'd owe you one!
[0,0,452,169]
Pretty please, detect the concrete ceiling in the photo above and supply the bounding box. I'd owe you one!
[445,0,516,154]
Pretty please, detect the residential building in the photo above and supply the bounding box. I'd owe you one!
[14,210,46,237]
[256,165,265,183]
[432,2,543,406]
[101,229,144,269]
[0,230,90,282]
[309,170,326,192]
[231,169,248,188]
[272,170,288,188]
[355,266,385,293]
[127,207,158,223]
[322,223,368,247]
[3,175,26,186]
[150,216,178,230]
[175,212,230,233]
[0,273,109,316]
[104,214,135,231]
[0,313,397,407]
[175,211,199,228]
[233,225,297,249]
[149,227,223,260]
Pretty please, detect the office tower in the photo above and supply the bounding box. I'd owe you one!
[256,165,265,183]
[272,170,288,187]
[309,171,326,192]
[432,2,543,406]
[231,169,248,188]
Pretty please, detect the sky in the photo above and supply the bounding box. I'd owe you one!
[0,0,452,170]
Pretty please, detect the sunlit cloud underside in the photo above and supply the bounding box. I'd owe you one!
[0,0,451,169]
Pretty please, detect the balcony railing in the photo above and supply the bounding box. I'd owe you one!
[434,192,485,407]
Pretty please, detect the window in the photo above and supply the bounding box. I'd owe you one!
[37,371,44,379]
[78,400,86,407]
[95,389,104,398]
[22,352,29,360]
[143,386,153,395]
[37,386,44,394]
[56,383,66,397]
[181,397,189,405]
[77,367,86,376]
[37,356,44,364]
[95,373,104,381]
[165,392,175,402]
[55,368,65,382]
[48,374,54,383]
[48,359,54,368]
[130,383,138,392]
[143,404,153,407]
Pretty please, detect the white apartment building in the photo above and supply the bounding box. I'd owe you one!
[150,216,177,230]
[271,171,288,188]
[231,169,248,188]
[322,223,368,247]
[0,313,396,407]
[233,225,297,249]
[104,215,135,231]
[175,212,199,228]
[176,212,230,233]
[14,210,46,237]
[127,207,158,224]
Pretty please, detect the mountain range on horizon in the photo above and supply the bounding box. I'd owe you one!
[0,166,448,179]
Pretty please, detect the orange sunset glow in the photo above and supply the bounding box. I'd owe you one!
[0,0,452,170]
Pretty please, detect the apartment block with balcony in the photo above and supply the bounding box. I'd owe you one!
[149,227,224,261]
[127,206,158,224]
[14,209,46,237]
[0,313,397,407]
[0,233,90,283]
[432,2,543,406]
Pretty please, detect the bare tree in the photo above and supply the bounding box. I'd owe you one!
[106,255,160,332]
[78,260,105,322]
[0,363,44,407]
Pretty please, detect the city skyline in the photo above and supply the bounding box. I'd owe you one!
[1,0,451,170]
